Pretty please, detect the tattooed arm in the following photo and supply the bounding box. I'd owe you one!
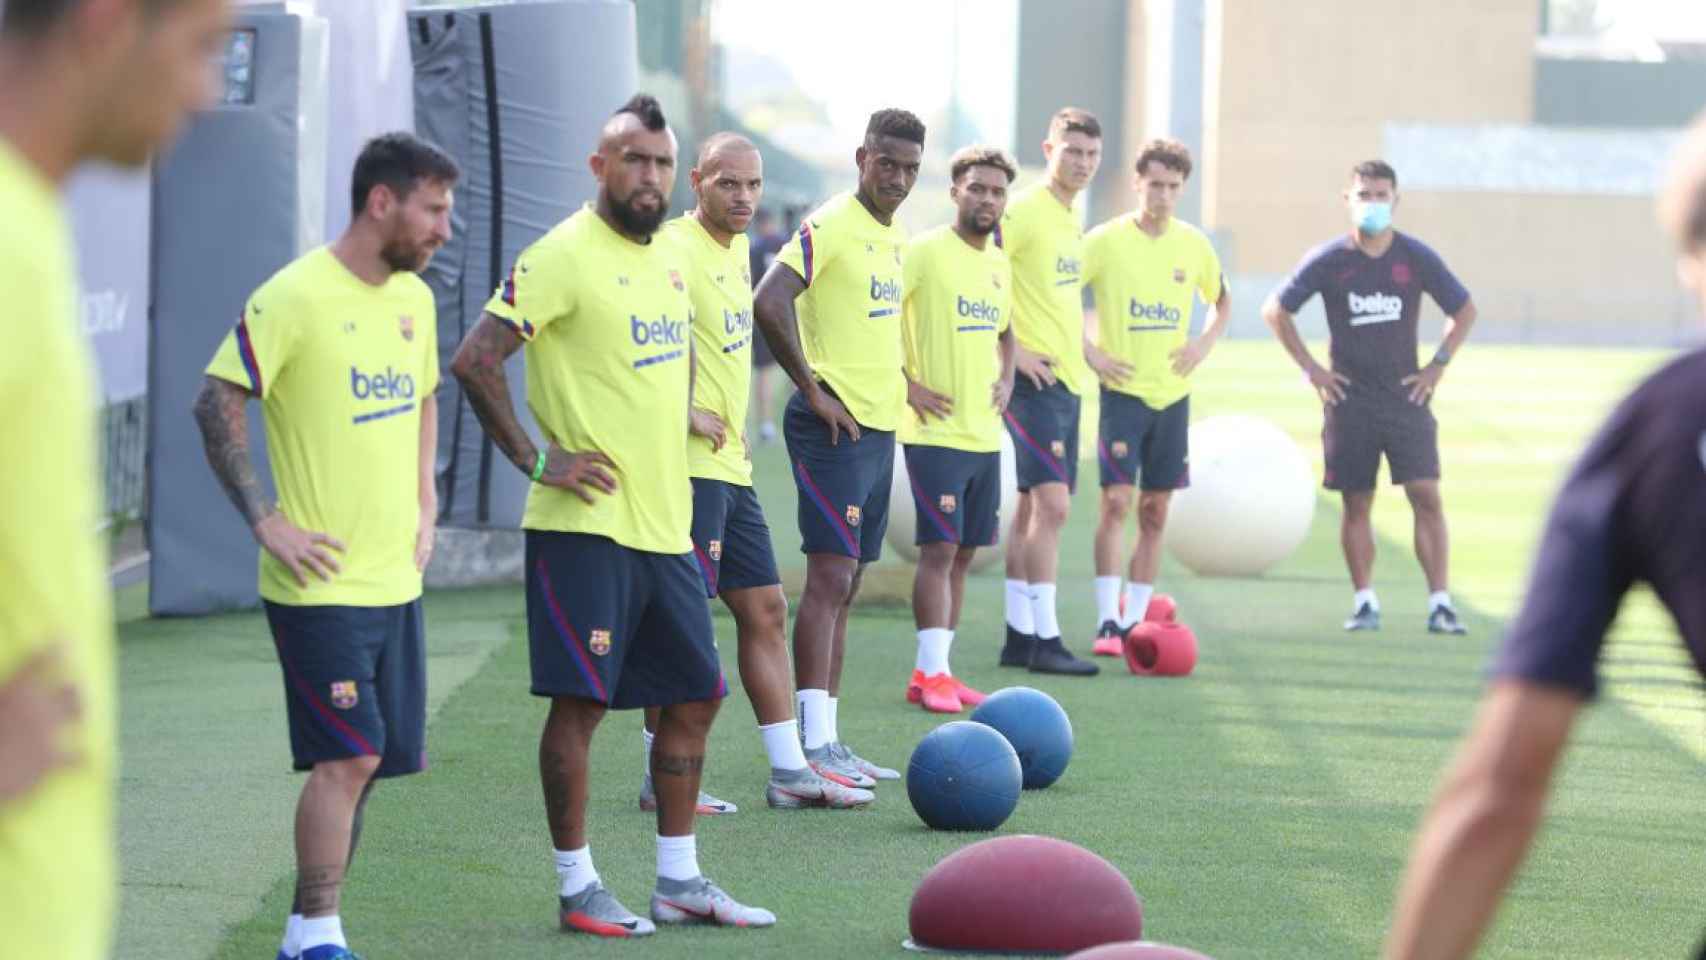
[192,376,344,586]
[448,312,617,504]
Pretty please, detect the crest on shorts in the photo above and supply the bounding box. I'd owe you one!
[939,494,957,514]
[1050,440,1066,458]
[1112,440,1129,458]
[589,629,612,656]
[398,314,415,341]
[845,504,862,527]
[708,539,723,561]
[669,269,685,292]
[1172,267,1186,284]
[330,681,358,710]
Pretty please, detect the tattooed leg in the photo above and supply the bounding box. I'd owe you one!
[293,755,380,917]
[540,697,605,851]
[651,699,721,837]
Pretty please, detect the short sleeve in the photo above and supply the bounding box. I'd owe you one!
[419,287,440,395]
[1490,400,1646,697]
[1080,229,1105,288]
[996,258,1013,334]
[1414,242,1471,316]
[775,219,821,287]
[206,285,296,396]
[1197,233,1225,304]
[1275,248,1325,314]
[483,241,573,341]
[901,238,924,297]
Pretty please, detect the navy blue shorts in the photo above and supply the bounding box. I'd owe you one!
[1322,398,1439,491]
[1098,390,1191,491]
[265,599,427,778]
[784,387,894,561]
[903,444,1001,547]
[690,478,782,596]
[1004,377,1079,492]
[525,530,726,708]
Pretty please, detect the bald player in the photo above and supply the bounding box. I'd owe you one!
[1384,114,1706,960]
[635,133,873,811]
[451,94,773,937]
[0,1,227,958]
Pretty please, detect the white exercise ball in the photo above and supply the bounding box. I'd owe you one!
[1166,414,1315,577]
[886,432,1018,572]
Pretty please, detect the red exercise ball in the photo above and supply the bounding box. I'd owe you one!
[1123,621,1197,677]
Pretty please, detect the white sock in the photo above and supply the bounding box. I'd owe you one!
[915,627,953,676]
[827,696,841,743]
[1122,583,1154,629]
[1094,576,1122,625]
[299,915,346,951]
[281,914,303,956]
[797,689,831,750]
[1029,582,1061,639]
[1354,588,1379,612]
[1428,590,1452,611]
[759,719,809,772]
[656,833,700,883]
[554,845,599,897]
[1005,579,1035,634]
[641,725,655,775]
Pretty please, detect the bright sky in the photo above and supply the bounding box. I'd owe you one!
[1604,0,1706,39]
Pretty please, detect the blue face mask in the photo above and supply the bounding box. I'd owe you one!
[1352,200,1393,234]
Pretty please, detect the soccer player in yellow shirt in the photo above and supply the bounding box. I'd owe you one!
[752,108,925,786]
[898,146,1018,714]
[0,2,226,958]
[196,133,458,960]
[1082,139,1229,657]
[636,133,872,810]
[450,94,773,937]
[998,107,1103,676]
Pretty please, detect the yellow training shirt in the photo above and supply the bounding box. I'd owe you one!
[898,225,1011,452]
[774,192,907,431]
[662,213,754,486]
[207,247,438,606]
[0,139,116,960]
[1082,214,1224,408]
[485,205,693,554]
[999,183,1089,396]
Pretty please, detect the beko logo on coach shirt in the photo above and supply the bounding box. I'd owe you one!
[1347,291,1402,327]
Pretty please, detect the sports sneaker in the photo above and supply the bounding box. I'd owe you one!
[950,677,987,707]
[560,881,656,938]
[1091,619,1124,657]
[1427,604,1468,635]
[301,945,361,960]
[835,741,900,781]
[638,775,737,815]
[1028,635,1100,676]
[765,768,876,809]
[999,627,1036,667]
[918,673,963,714]
[651,875,776,928]
[1344,603,1381,632]
[805,743,875,788]
[906,668,927,704]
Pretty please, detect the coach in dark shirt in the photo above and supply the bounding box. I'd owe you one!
[1263,160,1479,635]
[1384,115,1706,960]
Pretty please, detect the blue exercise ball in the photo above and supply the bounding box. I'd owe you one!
[907,721,1023,831]
[970,686,1074,789]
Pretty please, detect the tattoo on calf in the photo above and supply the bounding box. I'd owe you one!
[296,862,345,916]
[652,753,705,777]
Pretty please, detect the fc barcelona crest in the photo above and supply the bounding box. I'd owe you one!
[1112,441,1129,458]
[669,269,685,292]
[399,314,415,341]
[330,681,358,710]
[708,539,723,561]
[1172,268,1186,284]
[939,494,957,514]
[845,505,862,527]
[1050,440,1066,458]
[589,629,612,656]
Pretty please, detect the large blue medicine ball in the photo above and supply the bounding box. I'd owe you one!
[906,721,1023,831]
[970,686,1074,789]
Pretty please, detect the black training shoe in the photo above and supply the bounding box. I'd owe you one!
[1027,635,1099,676]
[1343,603,1381,632]
[999,627,1036,668]
[1427,604,1468,635]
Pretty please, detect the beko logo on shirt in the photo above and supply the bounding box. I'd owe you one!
[1056,256,1081,276]
[1348,291,1403,326]
[632,314,687,345]
[870,276,901,304]
[957,296,1001,323]
[1128,299,1181,326]
[350,365,416,400]
[723,307,753,336]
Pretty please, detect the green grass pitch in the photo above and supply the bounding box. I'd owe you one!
[114,341,1705,959]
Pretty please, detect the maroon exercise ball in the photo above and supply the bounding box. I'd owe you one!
[1067,941,1215,960]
